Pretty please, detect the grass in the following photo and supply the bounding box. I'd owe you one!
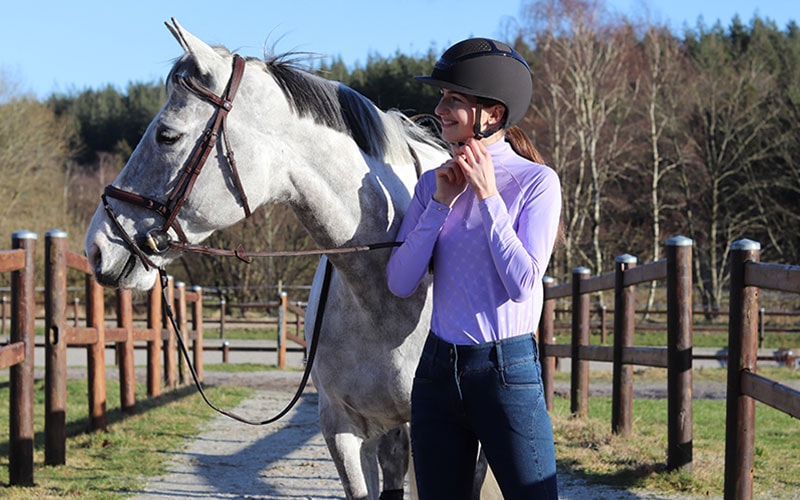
[0,366,256,499]
[551,367,800,498]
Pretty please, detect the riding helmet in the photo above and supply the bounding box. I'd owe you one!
[415,38,533,127]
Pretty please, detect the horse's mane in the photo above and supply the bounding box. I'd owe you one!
[168,47,444,164]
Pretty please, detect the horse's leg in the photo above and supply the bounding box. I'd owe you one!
[377,424,410,500]
[319,398,380,499]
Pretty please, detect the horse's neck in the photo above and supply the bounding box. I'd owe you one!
[288,135,448,305]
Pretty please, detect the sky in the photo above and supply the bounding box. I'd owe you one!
[1,0,796,99]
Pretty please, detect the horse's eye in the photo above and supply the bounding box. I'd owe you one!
[156,126,182,145]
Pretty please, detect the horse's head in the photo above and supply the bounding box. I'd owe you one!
[86,19,449,291]
[85,19,279,289]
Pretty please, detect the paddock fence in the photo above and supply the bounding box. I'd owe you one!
[724,239,800,499]
[539,235,695,471]
[2,230,799,496]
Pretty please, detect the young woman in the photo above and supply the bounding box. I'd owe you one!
[386,38,561,499]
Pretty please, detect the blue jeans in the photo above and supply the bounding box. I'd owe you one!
[411,332,558,499]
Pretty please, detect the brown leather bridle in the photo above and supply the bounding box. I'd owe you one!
[102,54,250,271]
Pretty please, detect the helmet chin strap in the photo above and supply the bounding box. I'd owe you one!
[471,102,502,140]
[453,103,503,147]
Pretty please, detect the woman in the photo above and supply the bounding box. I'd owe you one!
[386,38,561,499]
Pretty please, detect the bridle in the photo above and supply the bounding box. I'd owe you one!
[102,54,251,272]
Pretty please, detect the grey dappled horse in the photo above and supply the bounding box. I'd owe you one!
[84,19,501,500]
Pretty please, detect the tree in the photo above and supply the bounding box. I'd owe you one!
[681,18,792,314]
[523,0,638,286]
[0,82,73,246]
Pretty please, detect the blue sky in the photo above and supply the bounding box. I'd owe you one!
[1,0,795,99]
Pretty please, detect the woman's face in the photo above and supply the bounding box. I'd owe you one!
[434,89,478,143]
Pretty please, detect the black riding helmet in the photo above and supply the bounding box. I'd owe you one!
[416,38,533,136]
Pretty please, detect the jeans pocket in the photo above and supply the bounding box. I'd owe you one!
[499,358,541,388]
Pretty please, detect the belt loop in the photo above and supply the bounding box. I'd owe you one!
[495,339,505,371]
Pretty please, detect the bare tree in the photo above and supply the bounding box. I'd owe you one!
[634,26,690,316]
[523,0,638,287]
[682,32,789,315]
[0,81,71,243]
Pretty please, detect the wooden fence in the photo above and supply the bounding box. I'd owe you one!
[724,239,800,499]
[0,232,36,485]
[42,230,205,466]
[539,235,694,471]
[2,230,798,497]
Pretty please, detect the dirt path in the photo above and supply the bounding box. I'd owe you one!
[127,371,697,499]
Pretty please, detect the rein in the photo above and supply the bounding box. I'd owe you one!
[157,262,331,425]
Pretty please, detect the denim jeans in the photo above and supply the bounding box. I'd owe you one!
[411,332,558,499]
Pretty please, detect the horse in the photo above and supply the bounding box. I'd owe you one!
[83,18,484,500]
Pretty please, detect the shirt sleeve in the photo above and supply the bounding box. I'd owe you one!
[479,167,562,302]
[386,181,449,298]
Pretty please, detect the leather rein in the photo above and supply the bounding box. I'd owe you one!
[100,54,404,425]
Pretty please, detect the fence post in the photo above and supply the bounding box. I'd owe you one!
[277,291,287,368]
[667,235,693,471]
[192,286,204,382]
[1,295,7,338]
[219,297,226,339]
[44,230,67,466]
[175,282,189,385]
[612,254,637,437]
[9,230,36,485]
[147,276,162,397]
[116,288,136,411]
[164,276,177,389]
[540,276,556,411]
[571,267,591,417]
[86,274,107,431]
[725,239,760,499]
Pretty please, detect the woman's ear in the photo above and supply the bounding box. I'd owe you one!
[485,103,507,126]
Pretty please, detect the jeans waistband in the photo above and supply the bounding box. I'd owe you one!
[424,331,538,371]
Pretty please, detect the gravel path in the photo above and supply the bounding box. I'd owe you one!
[122,370,705,500]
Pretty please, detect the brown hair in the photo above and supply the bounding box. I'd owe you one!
[505,125,545,164]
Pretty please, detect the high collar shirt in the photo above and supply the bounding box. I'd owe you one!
[386,139,562,345]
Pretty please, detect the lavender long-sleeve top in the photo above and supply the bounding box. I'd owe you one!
[386,140,562,345]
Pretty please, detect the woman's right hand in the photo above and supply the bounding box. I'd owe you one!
[433,158,467,207]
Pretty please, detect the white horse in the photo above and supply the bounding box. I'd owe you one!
[84,19,474,500]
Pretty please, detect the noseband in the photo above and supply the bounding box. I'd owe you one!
[102,54,250,271]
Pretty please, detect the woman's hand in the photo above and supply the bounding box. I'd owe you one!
[455,139,498,201]
[433,158,467,207]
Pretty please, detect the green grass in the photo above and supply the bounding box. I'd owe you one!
[551,367,800,498]
[0,373,252,499]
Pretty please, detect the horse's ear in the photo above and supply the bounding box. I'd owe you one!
[165,17,225,76]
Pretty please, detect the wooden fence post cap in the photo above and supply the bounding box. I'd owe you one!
[731,239,760,251]
[12,230,37,240]
[573,266,591,275]
[666,235,692,247]
[542,276,555,284]
[45,229,67,239]
[615,253,637,264]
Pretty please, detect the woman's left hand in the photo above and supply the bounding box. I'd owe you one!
[454,138,499,201]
